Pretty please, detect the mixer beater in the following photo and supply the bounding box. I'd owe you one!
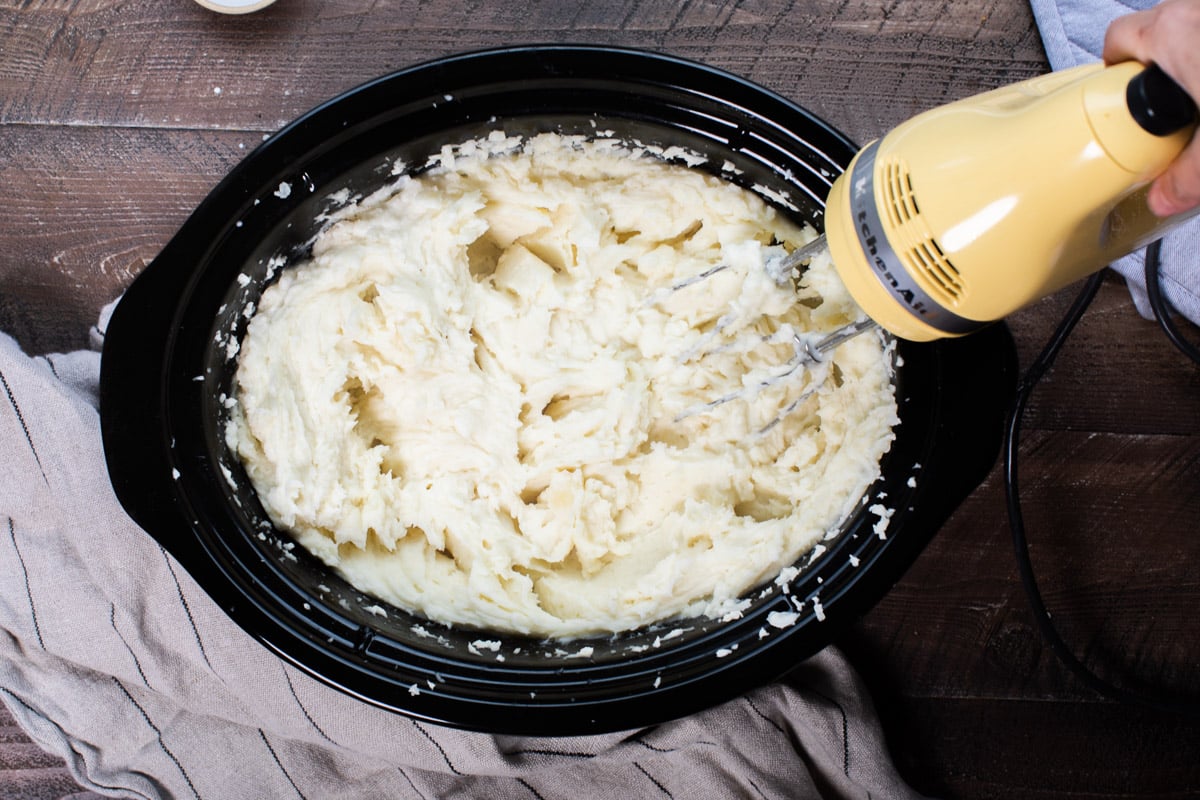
[667,61,1197,424]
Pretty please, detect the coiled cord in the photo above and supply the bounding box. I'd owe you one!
[1004,239,1200,717]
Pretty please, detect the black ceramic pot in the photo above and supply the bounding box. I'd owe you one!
[99,45,1016,735]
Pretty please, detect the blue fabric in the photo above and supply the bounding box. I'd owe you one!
[1031,0,1200,326]
[1031,0,1154,69]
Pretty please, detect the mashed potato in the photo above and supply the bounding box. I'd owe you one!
[226,132,897,638]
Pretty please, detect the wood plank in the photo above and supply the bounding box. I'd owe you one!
[847,428,1200,700]
[844,425,1200,798]
[1,0,1048,143]
[859,695,1200,799]
[0,0,1054,356]
[0,123,243,354]
[1008,277,1200,436]
[0,769,91,800]
[0,706,86,800]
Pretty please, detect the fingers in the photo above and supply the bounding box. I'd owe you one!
[1149,134,1200,216]
[1103,0,1200,88]
[1103,0,1200,216]
[1102,5,1155,65]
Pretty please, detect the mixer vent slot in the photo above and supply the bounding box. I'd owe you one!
[882,158,920,227]
[909,239,964,300]
[880,156,964,304]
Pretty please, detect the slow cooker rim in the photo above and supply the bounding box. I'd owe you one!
[99,44,1015,735]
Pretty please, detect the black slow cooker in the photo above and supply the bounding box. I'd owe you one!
[99,45,1016,735]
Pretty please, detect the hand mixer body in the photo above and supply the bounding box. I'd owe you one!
[823,62,1198,342]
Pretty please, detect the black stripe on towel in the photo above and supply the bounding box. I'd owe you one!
[112,677,201,799]
[518,778,548,800]
[810,687,852,777]
[409,719,462,775]
[634,762,673,798]
[282,667,337,745]
[110,603,151,687]
[6,517,44,649]
[630,729,718,754]
[507,747,596,760]
[160,548,216,672]
[259,729,309,800]
[397,768,430,800]
[0,368,47,484]
[743,695,786,736]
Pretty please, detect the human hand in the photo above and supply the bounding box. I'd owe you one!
[1104,0,1200,217]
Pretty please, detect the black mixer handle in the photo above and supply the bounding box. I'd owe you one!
[1127,62,1198,136]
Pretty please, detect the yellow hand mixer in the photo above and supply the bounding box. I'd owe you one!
[705,62,1198,372]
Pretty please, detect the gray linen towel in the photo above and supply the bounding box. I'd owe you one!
[0,308,925,799]
[1032,0,1200,326]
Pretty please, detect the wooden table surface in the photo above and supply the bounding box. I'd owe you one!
[4,1,1200,798]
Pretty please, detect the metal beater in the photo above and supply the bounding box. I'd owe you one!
[674,61,1198,419]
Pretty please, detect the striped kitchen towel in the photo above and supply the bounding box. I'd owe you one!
[0,310,924,800]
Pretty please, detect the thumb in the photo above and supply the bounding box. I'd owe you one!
[1148,133,1200,217]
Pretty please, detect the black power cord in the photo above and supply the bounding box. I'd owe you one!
[1004,240,1200,718]
[1146,239,1200,364]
